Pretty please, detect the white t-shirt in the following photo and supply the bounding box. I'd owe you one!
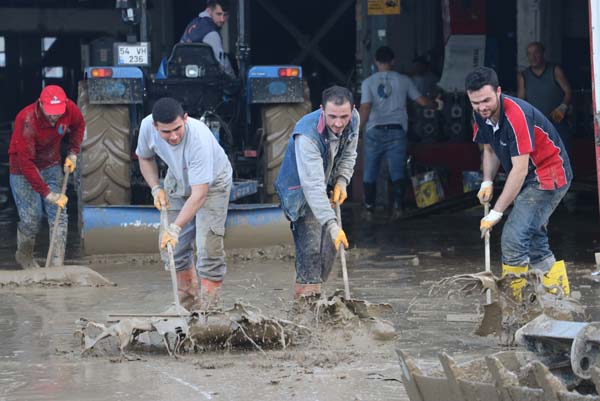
[136,115,230,197]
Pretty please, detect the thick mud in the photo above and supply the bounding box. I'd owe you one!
[0,202,599,400]
[0,265,115,287]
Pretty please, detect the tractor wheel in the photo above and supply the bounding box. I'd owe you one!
[261,100,311,203]
[77,81,131,205]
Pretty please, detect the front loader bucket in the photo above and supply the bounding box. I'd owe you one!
[81,203,292,256]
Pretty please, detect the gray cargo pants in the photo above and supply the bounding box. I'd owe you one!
[162,165,232,281]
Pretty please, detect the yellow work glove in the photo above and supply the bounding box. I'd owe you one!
[480,209,503,238]
[151,185,170,210]
[331,181,348,206]
[549,103,567,124]
[160,223,181,250]
[45,192,68,209]
[477,181,493,204]
[328,222,349,250]
[64,154,77,173]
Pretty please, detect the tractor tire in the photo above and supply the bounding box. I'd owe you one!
[77,81,131,205]
[261,99,311,203]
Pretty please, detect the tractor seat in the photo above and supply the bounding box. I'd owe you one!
[164,43,223,79]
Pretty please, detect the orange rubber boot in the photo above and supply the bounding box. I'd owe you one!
[199,278,222,310]
[176,267,199,310]
[293,283,322,300]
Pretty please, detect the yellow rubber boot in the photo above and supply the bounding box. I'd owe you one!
[501,264,528,301]
[542,260,570,296]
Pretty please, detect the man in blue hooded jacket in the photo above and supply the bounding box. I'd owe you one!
[180,0,235,77]
[275,86,359,299]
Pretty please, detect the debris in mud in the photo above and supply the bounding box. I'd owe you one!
[430,270,586,344]
[293,290,396,341]
[229,245,296,262]
[0,265,115,287]
[396,349,600,401]
[75,303,308,361]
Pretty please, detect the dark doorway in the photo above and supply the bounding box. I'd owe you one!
[249,0,356,107]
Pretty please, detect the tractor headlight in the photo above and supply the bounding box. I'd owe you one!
[185,65,199,78]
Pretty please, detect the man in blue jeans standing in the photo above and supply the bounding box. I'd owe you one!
[359,46,436,220]
[467,67,572,295]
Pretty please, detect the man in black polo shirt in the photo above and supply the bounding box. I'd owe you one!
[466,67,572,295]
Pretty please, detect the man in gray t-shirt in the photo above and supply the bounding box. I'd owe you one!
[359,46,434,220]
[136,97,232,310]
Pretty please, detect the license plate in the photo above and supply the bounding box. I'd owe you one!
[114,42,150,66]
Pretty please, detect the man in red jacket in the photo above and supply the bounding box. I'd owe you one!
[8,85,85,268]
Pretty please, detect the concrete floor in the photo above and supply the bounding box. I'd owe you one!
[0,196,599,401]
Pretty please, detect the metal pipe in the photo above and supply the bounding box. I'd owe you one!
[139,0,148,42]
[588,0,600,216]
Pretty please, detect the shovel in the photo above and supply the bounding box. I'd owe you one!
[475,202,503,337]
[0,168,115,287]
[160,208,187,315]
[46,169,70,267]
[335,203,351,299]
[483,203,492,305]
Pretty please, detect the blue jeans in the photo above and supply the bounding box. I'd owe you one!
[501,183,569,271]
[363,125,407,184]
[9,165,67,238]
[291,209,336,284]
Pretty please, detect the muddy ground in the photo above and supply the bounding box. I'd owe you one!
[1,198,599,401]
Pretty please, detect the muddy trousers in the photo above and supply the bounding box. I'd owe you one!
[161,170,232,281]
[9,166,67,265]
[501,183,569,271]
[291,209,336,284]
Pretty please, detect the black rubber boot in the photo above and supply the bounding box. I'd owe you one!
[390,180,406,221]
[362,182,377,221]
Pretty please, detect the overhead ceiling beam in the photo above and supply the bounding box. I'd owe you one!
[0,8,129,35]
[255,0,349,83]
[291,0,354,65]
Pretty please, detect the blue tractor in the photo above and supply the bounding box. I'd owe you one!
[76,0,311,254]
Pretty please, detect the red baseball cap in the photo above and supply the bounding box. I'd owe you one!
[39,85,67,115]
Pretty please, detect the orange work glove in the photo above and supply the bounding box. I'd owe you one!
[64,154,77,173]
[480,209,503,238]
[151,185,170,210]
[331,181,348,206]
[328,222,349,250]
[45,192,68,209]
[477,181,493,204]
[160,223,181,250]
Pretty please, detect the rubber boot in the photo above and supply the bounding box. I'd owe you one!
[362,182,376,222]
[293,283,321,300]
[542,260,570,296]
[176,267,199,310]
[501,264,528,301]
[390,179,405,221]
[199,278,222,310]
[15,229,40,269]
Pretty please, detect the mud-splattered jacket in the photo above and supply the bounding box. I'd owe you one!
[275,108,359,224]
[8,100,85,196]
